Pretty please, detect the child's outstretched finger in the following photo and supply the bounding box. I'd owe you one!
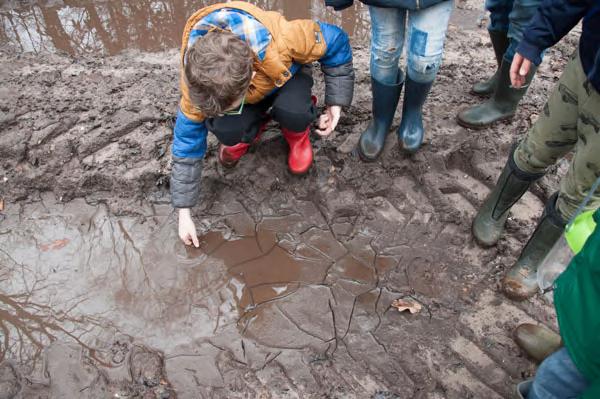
[330,113,340,132]
[315,124,332,136]
[192,234,200,248]
[318,113,329,129]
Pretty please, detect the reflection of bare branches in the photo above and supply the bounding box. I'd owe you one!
[84,4,118,54]
[0,256,112,369]
[39,6,74,53]
[0,287,112,367]
[2,12,27,52]
[0,293,114,369]
[1,0,370,56]
[0,16,8,44]
[107,0,129,50]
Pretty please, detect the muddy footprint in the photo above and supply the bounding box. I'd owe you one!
[129,345,174,398]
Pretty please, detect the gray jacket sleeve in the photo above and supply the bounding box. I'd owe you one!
[170,156,203,208]
[321,61,355,107]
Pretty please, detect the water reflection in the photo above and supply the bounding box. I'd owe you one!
[0,0,369,56]
[0,196,337,371]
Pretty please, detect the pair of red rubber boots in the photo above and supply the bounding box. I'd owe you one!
[218,124,312,175]
[219,96,316,175]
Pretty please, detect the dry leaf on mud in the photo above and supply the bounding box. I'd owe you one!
[391,298,422,314]
[39,238,70,252]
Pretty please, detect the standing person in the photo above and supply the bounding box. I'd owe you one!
[512,209,600,399]
[456,0,543,129]
[171,2,354,246]
[326,0,454,157]
[472,0,600,300]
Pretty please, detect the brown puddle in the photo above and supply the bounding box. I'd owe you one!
[0,1,484,56]
[187,228,306,316]
[0,194,394,382]
[0,0,370,55]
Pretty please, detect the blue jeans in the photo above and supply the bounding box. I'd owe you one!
[527,348,589,399]
[485,0,544,61]
[369,1,454,85]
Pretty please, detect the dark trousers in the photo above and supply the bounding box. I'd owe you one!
[206,67,316,146]
[485,0,544,62]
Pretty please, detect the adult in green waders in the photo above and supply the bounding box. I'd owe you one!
[472,0,600,301]
[512,208,600,399]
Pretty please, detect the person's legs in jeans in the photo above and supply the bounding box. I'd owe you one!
[526,348,589,399]
[369,6,407,85]
[398,0,453,152]
[357,6,406,161]
[270,67,317,174]
[405,0,453,85]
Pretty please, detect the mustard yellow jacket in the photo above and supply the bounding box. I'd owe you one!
[171,2,354,208]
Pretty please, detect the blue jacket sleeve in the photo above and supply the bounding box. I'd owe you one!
[318,22,352,68]
[172,109,208,158]
[517,0,589,66]
[317,22,355,106]
[170,110,207,208]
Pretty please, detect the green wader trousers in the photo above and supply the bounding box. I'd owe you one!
[514,51,600,219]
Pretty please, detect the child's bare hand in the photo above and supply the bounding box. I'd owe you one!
[510,53,532,88]
[315,105,341,137]
[178,208,199,247]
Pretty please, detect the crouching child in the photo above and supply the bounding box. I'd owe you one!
[171,2,354,246]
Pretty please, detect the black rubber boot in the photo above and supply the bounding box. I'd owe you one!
[472,146,544,247]
[503,192,567,301]
[397,77,433,153]
[457,59,537,129]
[471,30,509,96]
[357,73,403,161]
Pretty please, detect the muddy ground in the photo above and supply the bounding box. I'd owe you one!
[0,0,582,398]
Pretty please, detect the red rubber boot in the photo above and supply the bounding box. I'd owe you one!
[218,123,267,168]
[281,127,313,175]
[218,142,251,168]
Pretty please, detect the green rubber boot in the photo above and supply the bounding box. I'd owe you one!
[457,59,537,129]
[358,73,403,162]
[503,192,567,301]
[513,323,562,363]
[472,146,544,247]
[471,30,509,96]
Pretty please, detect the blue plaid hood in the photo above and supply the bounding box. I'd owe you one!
[187,8,271,61]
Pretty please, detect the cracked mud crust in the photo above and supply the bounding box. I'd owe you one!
[0,0,581,398]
